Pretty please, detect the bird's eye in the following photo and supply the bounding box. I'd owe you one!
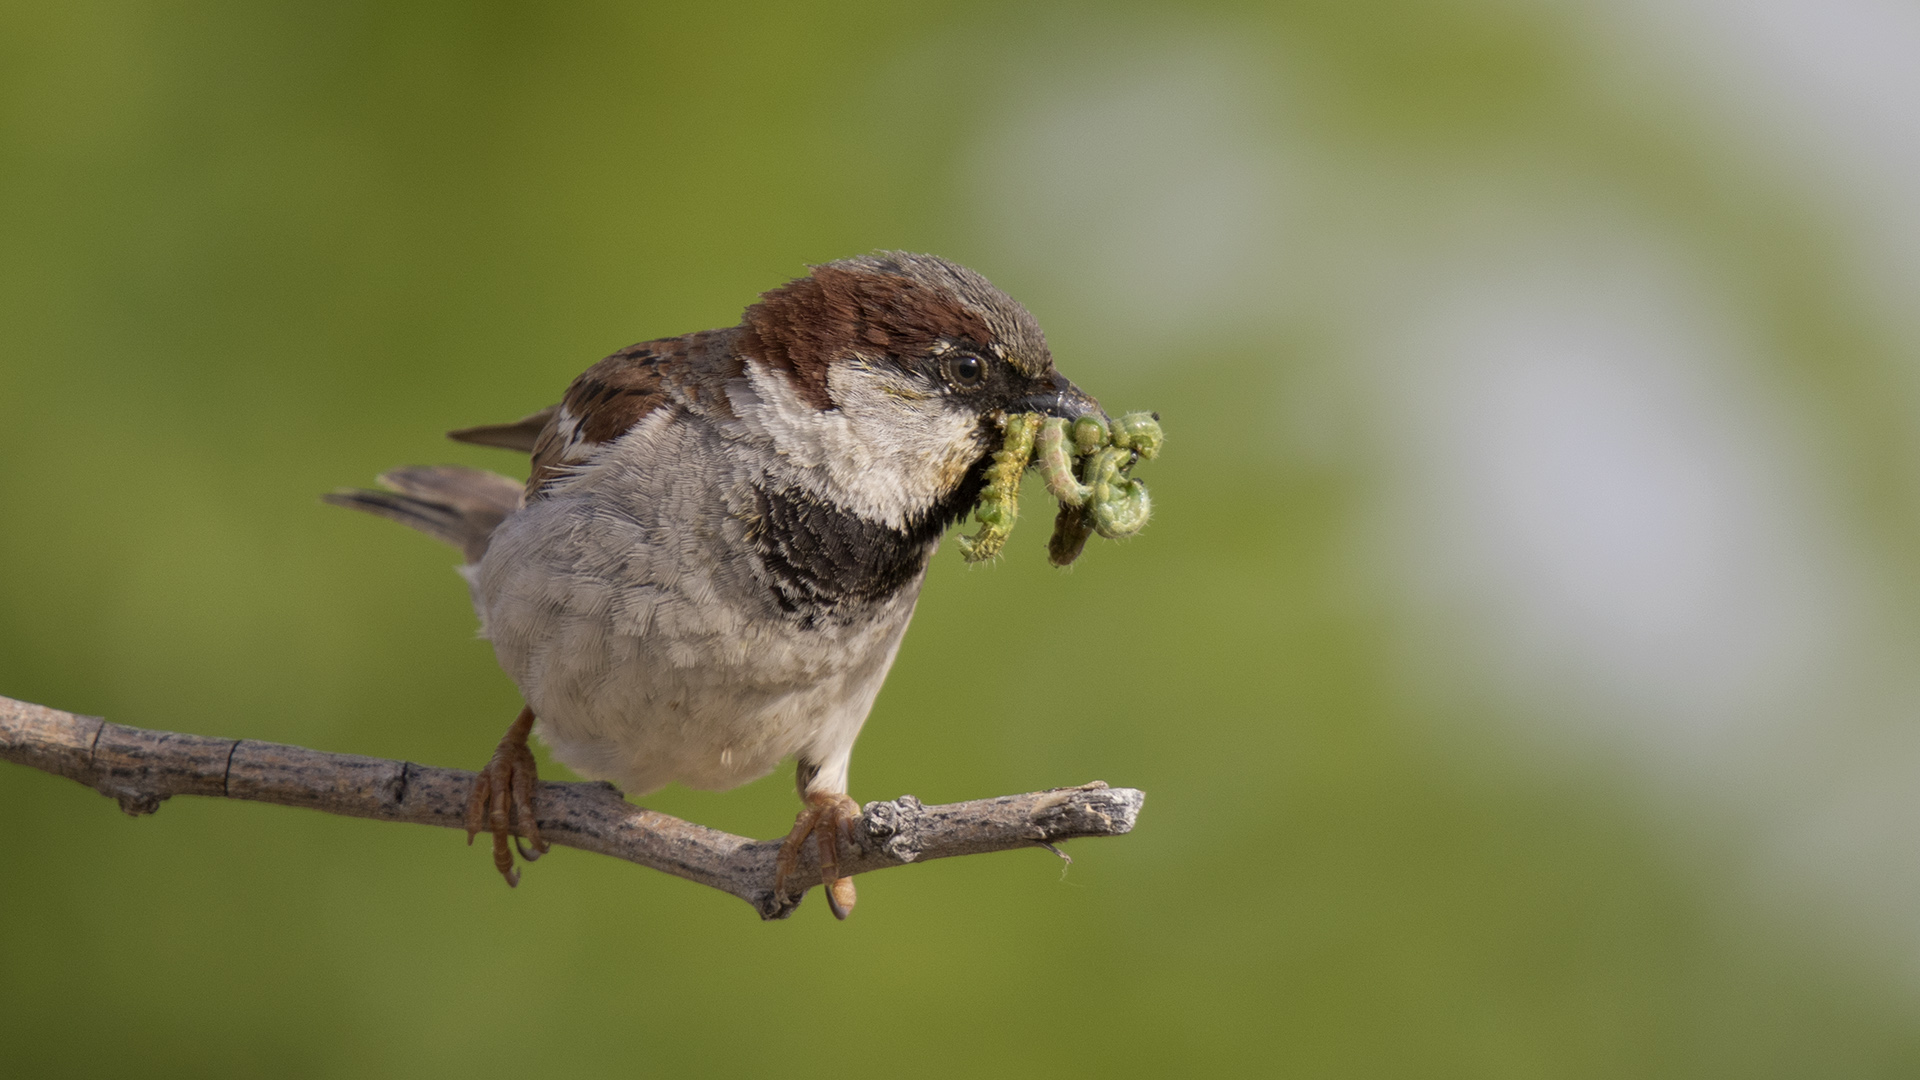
[946,354,986,389]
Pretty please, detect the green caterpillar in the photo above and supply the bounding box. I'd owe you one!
[957,410,1162,567]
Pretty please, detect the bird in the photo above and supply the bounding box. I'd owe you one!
[326,252,1101,918]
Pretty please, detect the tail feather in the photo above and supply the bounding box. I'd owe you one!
[324,465,524,564]
[447,405,557,453]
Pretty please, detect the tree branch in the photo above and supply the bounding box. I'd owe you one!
[0,693,1143,919]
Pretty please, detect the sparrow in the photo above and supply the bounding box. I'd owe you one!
[327,252,1101,917]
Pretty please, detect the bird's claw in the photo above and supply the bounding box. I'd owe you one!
[776,792,861,919]
[465,706,549,887]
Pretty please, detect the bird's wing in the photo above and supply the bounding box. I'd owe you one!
[524,339,674,501]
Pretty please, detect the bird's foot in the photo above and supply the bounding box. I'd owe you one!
[776,791,861,919]
[465,705,549,886]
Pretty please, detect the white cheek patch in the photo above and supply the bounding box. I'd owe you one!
[725,359,982,527]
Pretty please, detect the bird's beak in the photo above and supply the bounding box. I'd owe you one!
[1014,371,1103,421]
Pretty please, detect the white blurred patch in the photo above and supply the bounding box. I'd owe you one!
[1365,222,1920,985]
[1577,0,1920,976]
[1591,0,1920,337]
[1372,231,1861,784]
[967,40,1299,352]
[962,4,1920,986]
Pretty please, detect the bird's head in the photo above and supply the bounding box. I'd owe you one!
[731,252,1101,527]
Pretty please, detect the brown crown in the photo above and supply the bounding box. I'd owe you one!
[737,265,997,410]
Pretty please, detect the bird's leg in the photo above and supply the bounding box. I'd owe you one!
[464,705,549,886]
[776,790,862,919]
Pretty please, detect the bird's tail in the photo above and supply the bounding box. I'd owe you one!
[324,465,524,564]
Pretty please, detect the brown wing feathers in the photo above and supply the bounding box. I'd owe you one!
[328,340,674,555]
[526,340,671,500]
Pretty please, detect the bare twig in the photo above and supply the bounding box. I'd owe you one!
[0,693,1143,919]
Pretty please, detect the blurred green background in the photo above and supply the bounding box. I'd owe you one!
[9,1,1920,1076]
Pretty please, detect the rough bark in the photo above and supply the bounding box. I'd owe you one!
[0,693,1143,919]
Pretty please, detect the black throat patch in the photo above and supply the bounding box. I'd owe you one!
[747,464,988,627]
